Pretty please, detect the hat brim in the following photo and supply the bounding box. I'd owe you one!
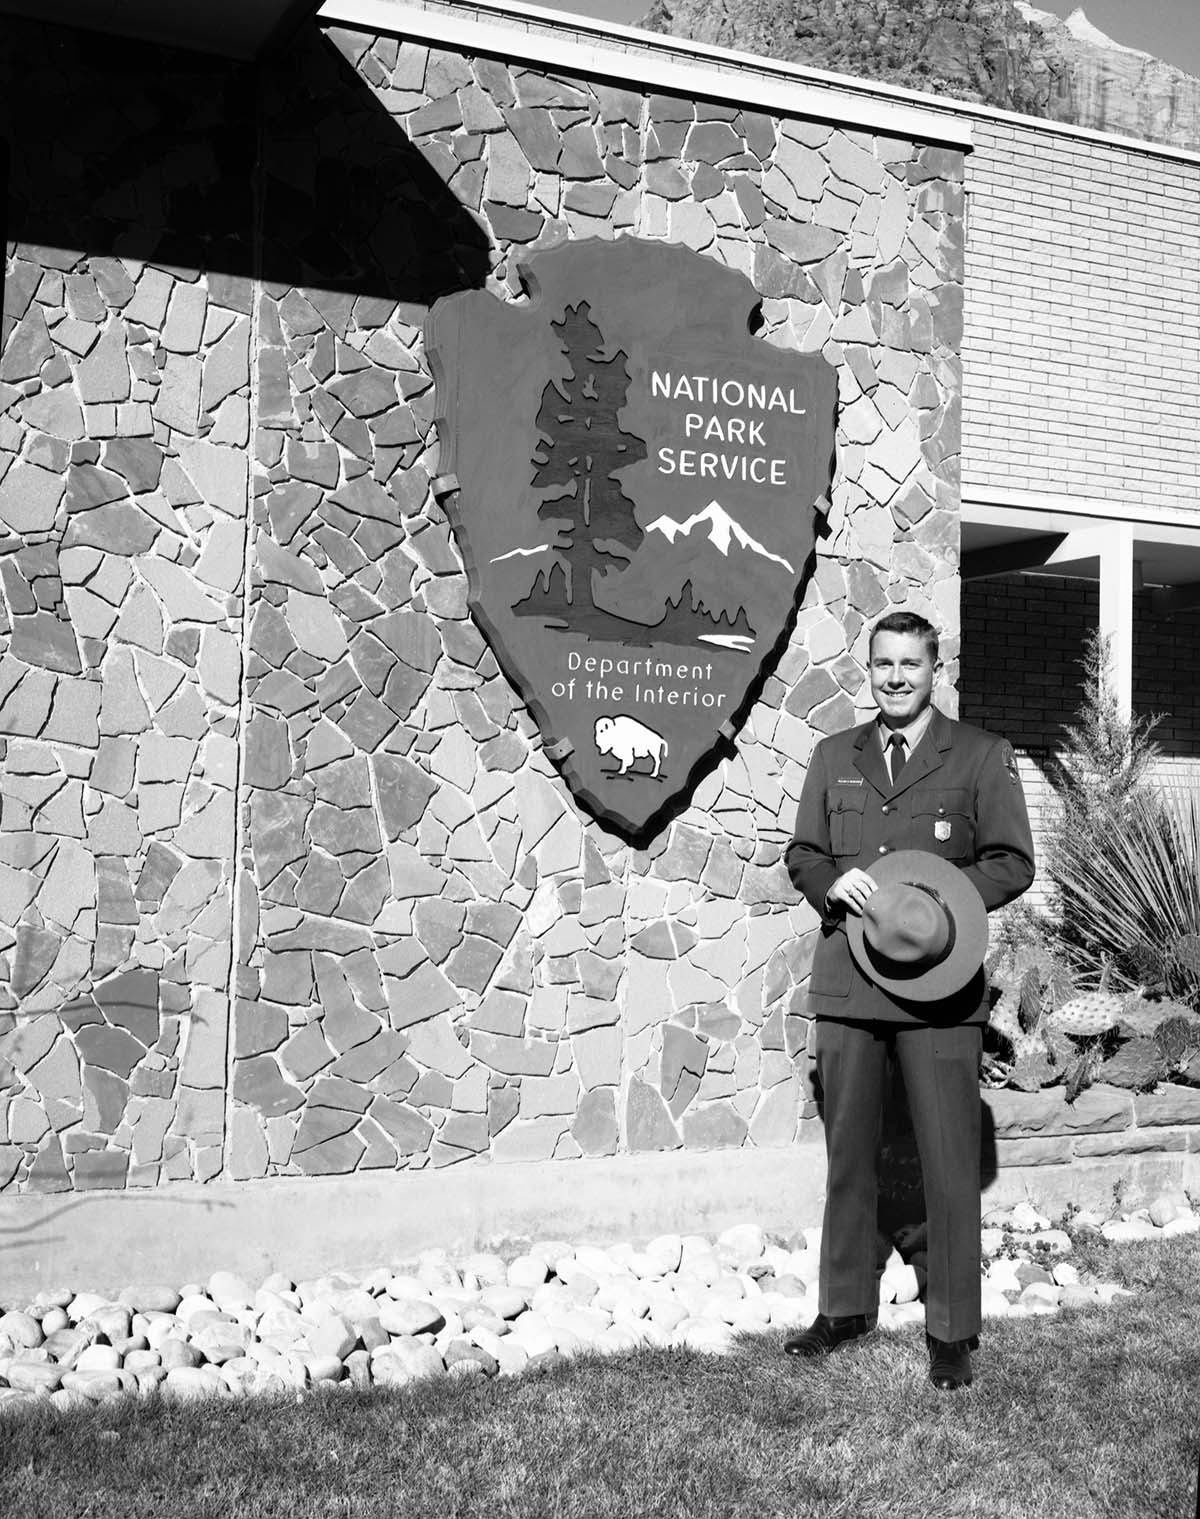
[845,850,988,1002]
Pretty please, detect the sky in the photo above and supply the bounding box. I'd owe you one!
[504,0,1200,79]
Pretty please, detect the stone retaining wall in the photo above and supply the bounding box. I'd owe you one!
[990,1083,1200,1170]
[0,16,966,1197]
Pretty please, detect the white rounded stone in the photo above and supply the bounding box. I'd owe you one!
[175,1293,216,1322]
[6,1361,64,1394]
[1162,1213,1200,1237]
[1101,1219,1158,1243]
[377,1297,444,1337]
[480,1286,528,1320]
[66,1293,111,1324]
[1010,1202,1051,1232]
[573,1244,620,1277]
[467,1326,506,1360]
[673,1318,734,1354]
[0,1311,42,1349]
[1007,1299,1058,1318]
[493,1337,529,1377]
[463,1253,508,1287]
[599,1326,642,1354]
[1052,1262,1081,1287]
[307,1315,357,1362]
[648,1296,688,1333]
[889,1301,926,1330]
[554,1260,599,1295]
[382,1273,426,1300]
[528,1240,574,1270]
[1071,1209,1106,1234]
[303,1355,345,1383]
[74,1343,121,1372]
[717,1223,766,1262]
[507,1255,550,1290]
[208,1272,255,1312]
[980,1285,1012,1318]
[166,1367,228,1400]
[507,1313,557,1358]
[645,1234,683,1275]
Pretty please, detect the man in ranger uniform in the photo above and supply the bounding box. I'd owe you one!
[785,611,1035,1390]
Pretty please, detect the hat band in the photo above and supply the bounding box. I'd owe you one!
[862,880,957,980]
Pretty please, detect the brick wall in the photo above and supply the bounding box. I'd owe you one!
[962,121,1200,515]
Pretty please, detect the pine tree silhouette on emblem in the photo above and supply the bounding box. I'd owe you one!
[515,301,648,632]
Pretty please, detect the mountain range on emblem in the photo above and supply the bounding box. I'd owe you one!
[505,497,797,652]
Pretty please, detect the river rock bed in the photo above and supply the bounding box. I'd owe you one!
[1,1196,1196,1413]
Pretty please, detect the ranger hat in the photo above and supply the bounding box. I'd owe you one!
[846,850,988,1002]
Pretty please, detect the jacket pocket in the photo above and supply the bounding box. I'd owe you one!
[912,787,972,861]
[828,788,867,858]
[808,929,853,998]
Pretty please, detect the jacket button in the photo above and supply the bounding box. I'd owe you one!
[881,805,890,815]
[878,845,889,855]
[938,806,946,815]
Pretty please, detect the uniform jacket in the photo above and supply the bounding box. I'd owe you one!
[786,707,1035,1026]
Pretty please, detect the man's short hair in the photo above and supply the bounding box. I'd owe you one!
[868,611,940,662]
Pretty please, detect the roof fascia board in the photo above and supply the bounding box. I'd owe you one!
[317,0,975,148]
[964,491,1200,539]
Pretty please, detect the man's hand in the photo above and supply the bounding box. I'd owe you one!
[826,868,879,917]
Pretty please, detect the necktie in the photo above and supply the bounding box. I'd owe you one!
[887,732,907,785]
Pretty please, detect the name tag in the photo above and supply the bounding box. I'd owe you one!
[934,819,952,841]
[835,777,863,785]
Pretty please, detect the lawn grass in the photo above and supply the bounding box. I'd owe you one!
[4,1233,1199,1519]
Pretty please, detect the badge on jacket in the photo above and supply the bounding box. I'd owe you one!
[934,819,952,841]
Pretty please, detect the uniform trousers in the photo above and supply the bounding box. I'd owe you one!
[814,1017,983,1343]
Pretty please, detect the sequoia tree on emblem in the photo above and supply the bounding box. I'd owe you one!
[427,238,838,839]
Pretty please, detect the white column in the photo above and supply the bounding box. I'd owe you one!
[1097,523,1134,720]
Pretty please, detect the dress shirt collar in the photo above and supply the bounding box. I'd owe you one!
[877,702,935,758]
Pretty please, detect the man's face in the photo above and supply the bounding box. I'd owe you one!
[869,631,940,728]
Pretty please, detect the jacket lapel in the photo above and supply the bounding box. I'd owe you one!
[884,706,952,800]
[852,722,891,798]
[854,707,954,800]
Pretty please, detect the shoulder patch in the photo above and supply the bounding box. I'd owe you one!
[999,742,1020,785]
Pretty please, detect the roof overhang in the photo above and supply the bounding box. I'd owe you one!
[962,496,1200,611]
[0,0,325,59]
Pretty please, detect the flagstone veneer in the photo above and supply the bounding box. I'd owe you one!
[0,19,965,1191]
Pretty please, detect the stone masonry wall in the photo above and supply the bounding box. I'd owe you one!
[0,30,253,1192]
[0,19,965,1192]
[962,119,1200,514]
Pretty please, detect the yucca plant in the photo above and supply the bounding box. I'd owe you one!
[1051,783,1200,1008]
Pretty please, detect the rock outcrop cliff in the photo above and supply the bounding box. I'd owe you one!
[639,0,1200,150]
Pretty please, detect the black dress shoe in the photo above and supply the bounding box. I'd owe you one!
[927,1334,976,1390]
[784,1312,876,1358]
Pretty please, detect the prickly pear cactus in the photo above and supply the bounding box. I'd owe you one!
[1009,1048,1058,1093]
[1098,1036,1168,1092]
[1118,996,1174,1038]
[1046,991,1123,1038]
[989,994,1042,1061]
[1155,1012,1200,1070]
[1171,934,1200,978]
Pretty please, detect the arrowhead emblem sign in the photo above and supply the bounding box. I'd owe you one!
[427,238,838,840]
